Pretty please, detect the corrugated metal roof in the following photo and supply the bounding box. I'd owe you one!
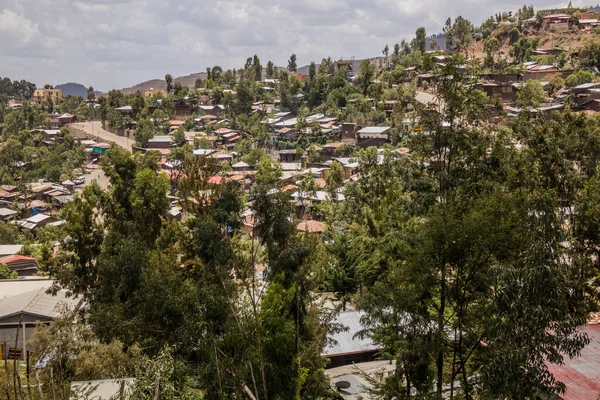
[0,279,53,299]
[415,91,439,106]
[0,288,81,320]
[0,255,36,264]
[357,127,390,134]
[26,213,52,223]
[0,245,23,256]
[547,324,600,400]
[322,310,381,356]
[0,207,17,217]
[71,378,134,399]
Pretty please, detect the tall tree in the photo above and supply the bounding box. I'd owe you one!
[357,59,375,95]
[86,86,95,102]
[337,56,598,399]
[266,60,275,77]
[165,74,173,94]
[133,117,156,147]
[414,27,427,53]
[253,54,262,81]
[211,66,223,80]
[444,17,454,50]
[452,16,474,55]
[484,36,500,68]
[516,79,544,109]
[430,38,439,51]
[288,54,297,72]
[308,62,317,81]
[382,44,389,57]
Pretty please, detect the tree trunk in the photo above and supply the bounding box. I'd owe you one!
[153,377,160,400]
[13,316,21,400]
[450,328,457,400]
[296,289,301,400]
[35,370,44,400]
[16,373,25,400]
[248,361,260,400]
[49,367,56,400]
[249,233,268,400]
[4,343,11,400]
[436,263,446,399]
[26,352,32,400]
[403,358,411,398]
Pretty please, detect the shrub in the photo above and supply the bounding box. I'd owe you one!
[565,70,594,88]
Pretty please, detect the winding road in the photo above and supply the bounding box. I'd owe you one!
[71,121,134,152]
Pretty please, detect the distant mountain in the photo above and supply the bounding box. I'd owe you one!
[55,82,89,98]
[117,72,208,95]
[118,67,294,95]
[427,34,447,51]
[297,59,364,76]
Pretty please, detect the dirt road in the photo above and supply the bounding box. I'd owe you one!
[71,121,134,152]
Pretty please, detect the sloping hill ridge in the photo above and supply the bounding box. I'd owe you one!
[55,82,88,98]
[118,72,208,95]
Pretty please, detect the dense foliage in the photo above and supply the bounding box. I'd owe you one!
[4,4,600,399]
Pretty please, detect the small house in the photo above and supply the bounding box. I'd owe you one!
[61,179,75,193]
[232,161,251,171]
[322,142,345,158]
[57,113,75,126]
[147,135,173,149]
[17,213,57,230]
[478,82,518,105]
[199,105,225,117]
[0,190,20,203]
[0,255,37,277]
[356,126,391,148]
[279,149,301,163]
[322,310,382,368]
[0,208,17,222]
[115,105,133,114]
[0,287,82,360]
[581,10,598,20]
[276,127,297,141]
[542,14,571,31]
[340,123,358,141]
[92,143,111,155]
[221,131,240,145]
[296,220,325,234]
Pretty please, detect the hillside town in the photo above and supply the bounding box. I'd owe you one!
[3,2,600,400]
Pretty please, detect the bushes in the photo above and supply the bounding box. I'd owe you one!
[565,70,594,88]
[509,27,521,44]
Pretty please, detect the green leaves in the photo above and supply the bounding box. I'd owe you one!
[335,57,598,399]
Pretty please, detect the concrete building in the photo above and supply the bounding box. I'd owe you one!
[33,88,62,105]
[144,88,167,97]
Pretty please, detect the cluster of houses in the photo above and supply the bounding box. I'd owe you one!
[538,10,600,31]
[412,57,600,121]
[0,181,73,223]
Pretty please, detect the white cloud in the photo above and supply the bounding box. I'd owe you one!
[72,1,111,13]
[0,0,584,90]
[0,9,38,44]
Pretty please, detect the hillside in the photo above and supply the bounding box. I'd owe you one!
[118,72,208,95]
[55,82,88,98]
[469,27,598,60]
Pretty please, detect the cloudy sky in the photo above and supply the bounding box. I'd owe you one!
[0,0,581,91]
